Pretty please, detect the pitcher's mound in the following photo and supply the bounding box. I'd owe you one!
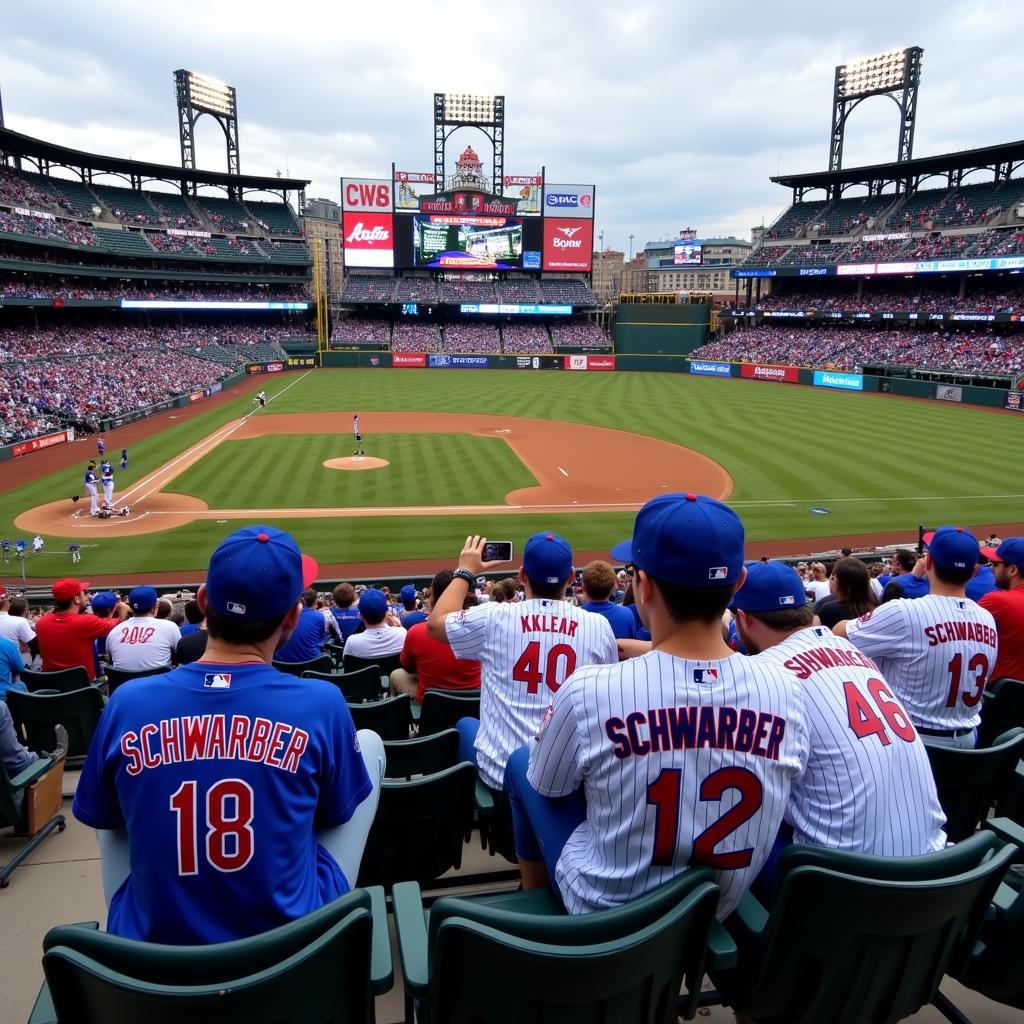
[323,457,390,471]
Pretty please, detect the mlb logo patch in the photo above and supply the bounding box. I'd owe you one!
[708,566,728,581]
[693,668,719,684]
[226,601,247,615]
[779,595,795,606]
[204,673,232,689]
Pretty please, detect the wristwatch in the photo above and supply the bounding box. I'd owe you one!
[452,568,476,587]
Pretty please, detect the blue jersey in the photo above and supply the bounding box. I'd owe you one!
[331,606,363,642]
[97,439,105,454]
[626,602,651,642]
[399,609,427,628]
[85,469,97,485]
[73,661,371,944]
[102,467,114,483]
[275,606,327,662]
[966,566,997,603]
[580,600,638,640]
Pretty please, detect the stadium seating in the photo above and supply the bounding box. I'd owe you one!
[301,667,383,704]
[391,322,440,352]
[764,199,829,238]
[92,228,156,257]
[20,667,94,694]
[242,198,302,237]
[417,690,481,737]
[500,323,552,353]
[346,694,413,741]
[194,196,252,233]
[440,279,494,303]
[341,275,396,303]
[496,277,540,302]
[7,688,105,765]
[979,677,1024,748]
[777,242,848,265]
[550,322,609,350]
[397,277,441,302]
[539,278,597,305]
[258,240,311,264]
[805,193,897,235]
[332,318,392,348]
[444,323,500,353]
[146,191,203,230]
[91,184,161,226]
[383,729,461,779]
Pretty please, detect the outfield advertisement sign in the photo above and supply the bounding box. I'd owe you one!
[740,363,798,383]
[936,384,963,403]
[11,428,74,458]
[392,353,426,367]
[812,370,864,391]
[564,354,615,371]
[246,362,285,374]
[689,360,733,377]
[428,354,490,368]
[515,355,564,370]
[1005,392,1024,412]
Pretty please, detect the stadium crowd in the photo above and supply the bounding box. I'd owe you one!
[0,210,95,247]
[443,323,501,353]
[391,322,441,352]
[0,279,308,303]
[500,323,552,353]
[550,322,611,349]
[330,319,392,347]
[729,282,1024,314]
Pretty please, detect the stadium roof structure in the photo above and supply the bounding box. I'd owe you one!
[0,127,310,200]
[771,139,1024,199]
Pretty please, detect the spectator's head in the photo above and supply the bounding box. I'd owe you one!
[400,584,418,610]
[183,600,203,625]
[581,560,617,602]
[730,561,812,654]
[358,588,389,626]
[521,532,574,599]
[128,585,159,617]
[8,595,28,618]
[300,587,317,609]
[810,562,828,581]
[333,582,356,608]
[881,579,905,603]
[991,537,1024,591]
[89,591,118,618]
[892,549,917,574]
[429,569,475,612]
[830,557,878,618]
[200,525,318,651]
[52,578,90,613]
[611,493,745,636]
[923,526,979,588]
[841,547,853,557]
[156,598,173,619]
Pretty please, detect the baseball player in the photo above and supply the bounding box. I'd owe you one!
[84,461,100,515]
[73,524,385,944]
[69,543,81,565]
[503,494,808,918]
[120,448,128,470]
[733,561,946,857]
[0,539,9,564]
[101,461,115,508]
[254,390,267,408]
[97,436,105,457]
[427,531,618,793]
[352,414,364,457]
[836,526,998,748]
[32,535,44,553]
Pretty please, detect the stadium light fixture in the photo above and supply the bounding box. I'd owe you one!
[185,71,236,118]
[837,48,911,99]
[442,93,497,125]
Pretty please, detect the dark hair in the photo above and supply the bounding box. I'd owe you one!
[749,604,815,631]
[430,569,477,612]
[54,598,74,612]
[841,548,852,557]
[933,562,974,587]
[881,579,905,603]
[301,588,317,608]
[8,596,28,617]
[206,605,289,645]
[648,575,734,625]
[831,557,878,618]
[184,600,203,625]
[894,549,917,572]
[526,576,567,601]
[333,583,356,607]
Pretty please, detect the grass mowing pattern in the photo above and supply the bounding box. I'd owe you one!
[2,367,1022,577]
[171,433,537,508]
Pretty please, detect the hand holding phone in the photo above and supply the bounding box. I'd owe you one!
[482,541,514,563]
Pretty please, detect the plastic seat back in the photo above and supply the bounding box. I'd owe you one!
[7,687,105,758]
[418,690,481,736]
[727,840,1016,1024]
[384,729,461,778]
[427,872,720,1024]
[979,678,1024,748]
[41,890,375,1024]
[347,694,412,741]
[357,762,476,889]
[302,667,382,703]
[344,652,402,678]
[105,664,171,694]
[271,654,332,677]
[924,728,1024,841]
[21,666,91,694]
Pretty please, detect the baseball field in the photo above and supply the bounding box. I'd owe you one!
[4,367,1023,583]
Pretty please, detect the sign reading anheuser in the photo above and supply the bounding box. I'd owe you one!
[740,363,799,383]
[689,360,733,377]
[812,370,864,391]
[543,218,593,272]
[392,352,426,367]
[342,211,395,268]
[341,177,393,212]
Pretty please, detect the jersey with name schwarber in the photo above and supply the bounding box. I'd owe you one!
[527,650,808,918]
[73,662,371,944]
[844,595,998,731]
[757,626,946,855]
[446,598,617,789]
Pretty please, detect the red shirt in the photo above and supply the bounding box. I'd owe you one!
[36,610,119,674]
[400,622,481,703]
[979,585,1024,685]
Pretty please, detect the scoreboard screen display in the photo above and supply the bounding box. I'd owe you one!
[413,214,523,269]
[674,243,703,265]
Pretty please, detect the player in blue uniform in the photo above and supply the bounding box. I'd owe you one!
[96,436,106,457]
[84,462,100,516]
[120,448,128,470]
[73,524,385,944]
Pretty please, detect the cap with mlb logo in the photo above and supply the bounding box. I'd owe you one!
[730,561,808,613]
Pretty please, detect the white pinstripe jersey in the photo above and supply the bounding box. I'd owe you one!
[756,627,946,855]
[446,598,617,789]
[844,595,998,731]
[526,650,808,917]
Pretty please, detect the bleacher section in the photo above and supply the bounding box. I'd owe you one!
[444,323,500,353]
[92,228,157,257]
[331,319,392,348]
[496,278,540,302]
[37,175,98,217]
[342,275,396,303]
[195,196,253,233]
[393,322,441,352]
[551,323,609,350]
[807,193,896,235]
[397,277,441,302]
[260,240,312,263]
[501,324,552,354]
[765,199,828,239]
[539,279,597,305]
[92,184,162,225]
[440,280,495,303]
[147,191,204,229]
[244,198,302,236]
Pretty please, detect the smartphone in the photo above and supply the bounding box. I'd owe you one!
[483,541,513,562]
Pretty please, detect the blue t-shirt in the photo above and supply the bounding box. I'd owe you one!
[179,623,201,637]
[0,636,27,700]
[965,566,997,603]
[331,606,363,642]
[626,602,652,642]
[275,606,327,662]
[897,574,930,599]
[399,609,427,628]
[73,661,371,944]
[580,600,637,640]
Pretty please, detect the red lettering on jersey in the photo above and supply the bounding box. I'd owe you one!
[764,717,786,760]
[647,707,670,752]
[783,655,811,680]
[518,614,578,636]
[182,715,211,760]
[264,721,290,768]
[161,718,182,764]
[751,712,774,757]
[696,707,719,748]
[247,718,273,761]
[139,723,161,769]
[227,715,250,760]
[205,714,227,760]
[280,728,309,773]
[121,731,143,776]
[716,706,738,749]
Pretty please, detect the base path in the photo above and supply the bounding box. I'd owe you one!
[15,411,732,538]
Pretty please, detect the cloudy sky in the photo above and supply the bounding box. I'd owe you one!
[3,0,1020,251]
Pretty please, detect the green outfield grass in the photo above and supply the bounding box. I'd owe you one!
[2,367,1022,579]
[171,432,537,508]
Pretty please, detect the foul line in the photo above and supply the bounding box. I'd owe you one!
[729,493,1024,508]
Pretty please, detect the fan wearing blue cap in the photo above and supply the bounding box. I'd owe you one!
[104,585,182,672]
[73,524,385,945]
[733,562,946,861]
[398,584,426,628]
[427,530,618,805]
[500,494,809,920]
[837,525,998,749]
[979,537,1024,683]
[274,587,327,664]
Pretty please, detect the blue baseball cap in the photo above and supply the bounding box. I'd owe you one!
[128,585,159,612]
[523,532,573,585]
[89,591,118,611]
[359,587,389,621]
[730,562,807,613]
[923,526,980,572]
[992,537,1024,571]
[611,493,745,587]
[400,584,418,603]
[205,525,318,622]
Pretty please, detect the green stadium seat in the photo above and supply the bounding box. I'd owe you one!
[979,678,1024,748]
[104,664,171,695]
[301,667,383,703]
[20,667,95,695]
[417,690,481,736]
[347,694,413,741]
[271,654,332,677]
[0,755,65,888]
[383,729,461,778]
[7,688,105,765]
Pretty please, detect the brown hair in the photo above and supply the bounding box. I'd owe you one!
[581,560,617,601]
[333,583,356,608]
[831,557,878,618]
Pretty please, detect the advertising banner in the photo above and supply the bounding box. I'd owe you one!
[341,177,393,212]
[428,353,491,368]
[342,211,395,268]
[502,174,542,216]
[564,354,616,371]
[689,360,733,377]
[543,218,594,272]
[188,390,204,403]
[1005,392,1023,412]
[393,171,435,212]
[11,428,72,458]
[246,362,285,374]
[812,370,864,391]
[392,352,427,367]
[543,184,595,219]
[936,384,963,403]
[740,363,799,383]
[514,355,564,370]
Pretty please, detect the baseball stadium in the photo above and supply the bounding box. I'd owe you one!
[2,28,1024,1024]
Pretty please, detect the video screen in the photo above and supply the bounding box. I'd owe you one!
[413,214,523,270]
[674,243,703,265]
